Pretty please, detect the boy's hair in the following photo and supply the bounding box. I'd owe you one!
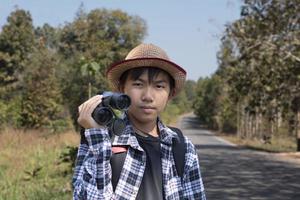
[118,67,175,95]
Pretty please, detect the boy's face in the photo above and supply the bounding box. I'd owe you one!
[123,70,171,124]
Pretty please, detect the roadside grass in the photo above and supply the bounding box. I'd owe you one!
[218,133,297,152]
[0,128,80,200]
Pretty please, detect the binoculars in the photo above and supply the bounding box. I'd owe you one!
[92,91,131,136]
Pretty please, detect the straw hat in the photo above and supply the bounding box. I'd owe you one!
[106,43,186,97]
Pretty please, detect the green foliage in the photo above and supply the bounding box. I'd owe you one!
[172,90,191,112]
[0,97,22,127]
[58,8,146,62]
[184,80,197,102]
[59,57,108,129]
[0,52,13,86]
[193,74,237,132]
[35,23,60,50]
[19,47,65,129]
[193,76,222,129]
[0,9,35,86]
[59,146,78,175]
[0,9,36,128]
[217,93,237,133]
[161,103,181,125]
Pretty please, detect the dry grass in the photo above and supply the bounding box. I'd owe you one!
[0,128,79,147]
[0,128,79,173]
[0,128,80,200]
[217,133,297,153]
[216,133,300,165]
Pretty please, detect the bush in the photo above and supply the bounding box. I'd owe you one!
[0,98,22,128]
[161,103,181,125]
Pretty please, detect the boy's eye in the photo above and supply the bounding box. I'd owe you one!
[133,82,142,86]
[156,84,165,89]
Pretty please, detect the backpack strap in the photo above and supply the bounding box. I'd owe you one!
[80,127,88,144]
[110,148,127,191]
[169,127,186,179]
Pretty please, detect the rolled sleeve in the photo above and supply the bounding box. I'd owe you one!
[73,128,113,200]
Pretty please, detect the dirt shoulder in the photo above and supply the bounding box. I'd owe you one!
[272,152,300,165]
[218,133,300,165]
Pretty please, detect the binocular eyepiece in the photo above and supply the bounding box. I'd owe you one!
[91,92,131,136]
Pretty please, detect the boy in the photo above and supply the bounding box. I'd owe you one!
[73,43,206,199]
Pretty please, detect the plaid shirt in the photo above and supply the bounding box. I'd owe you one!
[73,117,206,200]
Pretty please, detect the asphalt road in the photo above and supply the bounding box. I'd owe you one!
[178,114,300,200]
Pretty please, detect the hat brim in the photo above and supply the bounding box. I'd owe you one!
[106,57,186,97]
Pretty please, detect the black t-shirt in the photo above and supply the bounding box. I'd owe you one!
[135,133,164,200]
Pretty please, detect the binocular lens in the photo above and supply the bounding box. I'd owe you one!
[115,95,131,110]
[92,107,113,125]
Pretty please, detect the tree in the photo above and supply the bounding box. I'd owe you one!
[35,23,60,50]
[193,76,222,129]
[184,80,197,103]
[0,9,35,88]
[0,9,35,127]
[20,47,65,131]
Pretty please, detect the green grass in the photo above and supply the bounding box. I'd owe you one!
[0,129,79,200]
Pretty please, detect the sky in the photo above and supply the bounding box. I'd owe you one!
[0,0,242,81]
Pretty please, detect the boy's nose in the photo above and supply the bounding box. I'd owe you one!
[142,87,154,102]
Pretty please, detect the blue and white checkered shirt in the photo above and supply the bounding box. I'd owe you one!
[73,117,206,200]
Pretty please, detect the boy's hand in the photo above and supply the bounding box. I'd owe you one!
[77,95,104,129]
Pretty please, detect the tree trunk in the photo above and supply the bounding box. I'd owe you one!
[297,111,300,151]
[292,97,300,151]
[257,113,262,138]
[88,82,92,99]
[237,102,240,137]
[245,112,249,138]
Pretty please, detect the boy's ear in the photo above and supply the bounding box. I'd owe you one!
[168,89,176,100]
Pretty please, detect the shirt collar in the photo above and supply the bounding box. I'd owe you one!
[157,119,178,145]
[112,114,178,149]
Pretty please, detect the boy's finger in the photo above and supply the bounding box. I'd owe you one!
[78,95,102,113]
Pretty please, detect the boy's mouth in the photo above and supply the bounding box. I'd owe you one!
[140,106,155,109]
[140,106,156,113]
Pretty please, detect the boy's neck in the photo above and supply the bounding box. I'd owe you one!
[128,116,158,137]
[133,124,158,137]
